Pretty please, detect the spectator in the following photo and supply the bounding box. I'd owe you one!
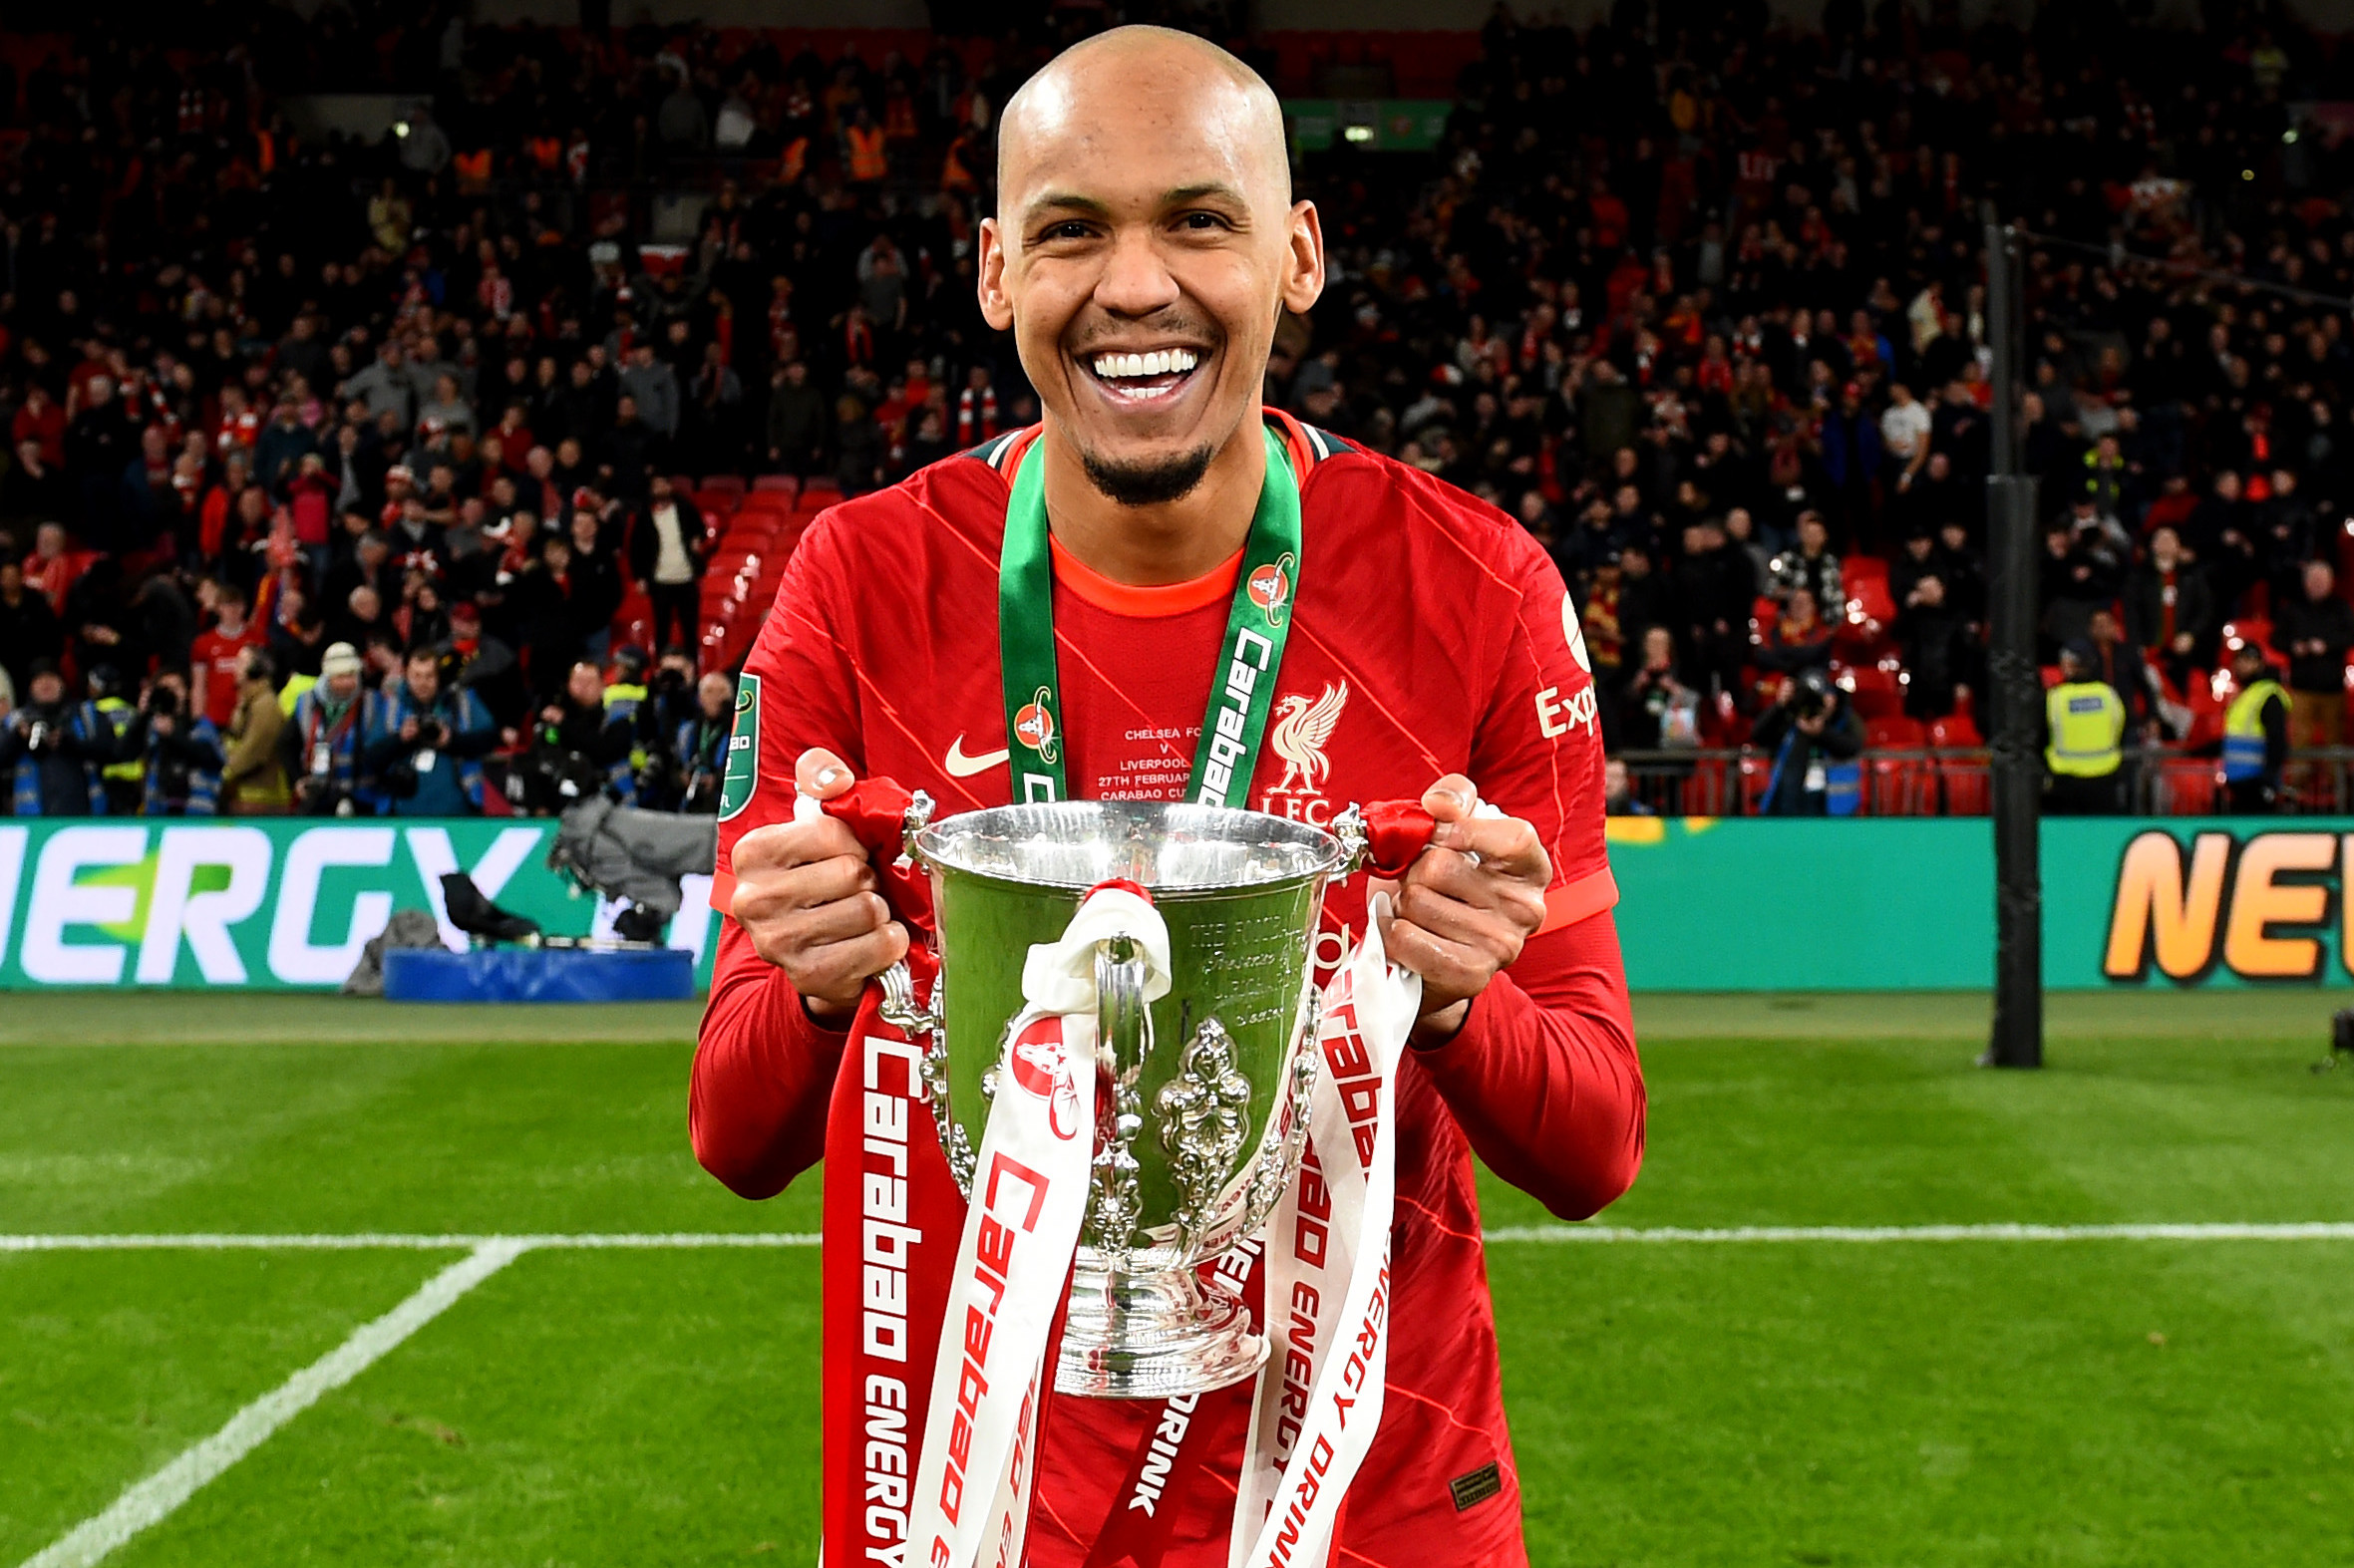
[362,645,498,816]
[767,360,833,476]
[0,552,64,698]
[1768,510,1841,610]
[1601,756,1655,817]
[2124,525,2216,694]
[190,580,263,731]
[1754,585,1836,678]
[1893,574,1975,722]
[2042,642,2128,815]
[630,475,707,657]
[2274,559,2354,756]
[217,645,289,814]
[1751,669,1864,815]
[1619,626,1700,751]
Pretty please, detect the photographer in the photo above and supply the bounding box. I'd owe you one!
[128,668,224,815]
[667,672,738,814]
[2,659,110,814]
[280,641,371,815]
[1751,668,1865,815]
[517,659,635,814]
[85,664,147,815]
[362,644,498,815]
[218,645,290,813]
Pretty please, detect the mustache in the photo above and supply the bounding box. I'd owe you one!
[1065,312,1222,352]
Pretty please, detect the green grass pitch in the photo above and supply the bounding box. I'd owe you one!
[3,989,2352,1566]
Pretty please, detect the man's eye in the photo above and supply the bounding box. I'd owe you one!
[1179,212,1228,230]
[1042,221,1093,241]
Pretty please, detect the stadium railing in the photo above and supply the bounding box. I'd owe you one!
[1613,747,2354,818]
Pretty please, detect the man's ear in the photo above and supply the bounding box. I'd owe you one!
[977,217,1015,333]
[1281,200,1326,317]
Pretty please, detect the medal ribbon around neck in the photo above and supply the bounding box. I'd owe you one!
[998,423,1302,805]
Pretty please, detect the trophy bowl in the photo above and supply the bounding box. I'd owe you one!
[901,799,1356,1400]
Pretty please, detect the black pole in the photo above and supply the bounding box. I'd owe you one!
[1984,215,2044,1069]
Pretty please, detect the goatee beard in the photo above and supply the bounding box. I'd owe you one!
[1081,443,1216,507]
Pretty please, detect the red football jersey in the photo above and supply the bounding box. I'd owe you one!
[695,412,1645,1567]
[190,622,261,729]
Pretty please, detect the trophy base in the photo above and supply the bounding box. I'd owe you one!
[1054,1249,1268,1400]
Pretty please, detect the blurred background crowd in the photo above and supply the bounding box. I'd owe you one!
[0,0,2349,819]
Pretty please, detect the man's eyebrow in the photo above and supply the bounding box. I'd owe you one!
[1023,190,1112,223]
[1164,182,1248,207]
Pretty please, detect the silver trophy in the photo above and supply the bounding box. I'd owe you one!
[875,798,1385,1400]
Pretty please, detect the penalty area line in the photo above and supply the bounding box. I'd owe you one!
[16,1239,529,1568]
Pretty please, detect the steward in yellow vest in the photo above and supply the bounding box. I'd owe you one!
[2220,640,2290,813]
[2044,641,2126,814]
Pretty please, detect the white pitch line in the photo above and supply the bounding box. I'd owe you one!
[6,1224,2354,1253]
[17,1239,528,1568]
[1482,1222,2354,1243]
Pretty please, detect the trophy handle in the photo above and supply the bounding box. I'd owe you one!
[1088,933,1150,1263]
[1332,799,1441,876]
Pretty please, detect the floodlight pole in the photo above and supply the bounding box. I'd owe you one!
[1984,213,2044,1069]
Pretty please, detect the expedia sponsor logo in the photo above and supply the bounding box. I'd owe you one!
[1535,681,1599,741]
[717,673,760,821]
[2104,827,2352,982]
[1248,553,1294,626]
[1014,687,1058,763]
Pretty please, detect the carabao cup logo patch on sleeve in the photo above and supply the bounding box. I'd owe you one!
[1248,552,1294,627]
[717,673,761,821]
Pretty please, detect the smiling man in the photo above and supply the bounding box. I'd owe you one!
[692,26,1644,1566]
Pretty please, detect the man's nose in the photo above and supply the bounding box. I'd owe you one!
[1092,227,1182,319]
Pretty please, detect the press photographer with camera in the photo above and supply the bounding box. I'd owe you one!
[126,667,224,816]
[361,645,498,816]
[1751,667,1865,815]
[2,659,110,815]
[280,641,370,815]
[516,659,636,813]
[666,671,737,814]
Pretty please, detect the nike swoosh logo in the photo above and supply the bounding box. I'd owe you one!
[943,736,1010,778]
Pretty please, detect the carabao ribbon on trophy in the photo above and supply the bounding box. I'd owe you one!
[813,782,1437,1568]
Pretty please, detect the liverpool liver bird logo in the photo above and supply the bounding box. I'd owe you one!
[1267,681,1348,797]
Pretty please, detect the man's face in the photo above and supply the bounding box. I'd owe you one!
[568,664,604,707]
[699,674,733,717]
[978,32,1324,506]
[326,671,360,704]
[30,673,62,706]
[406,657,440,703]
[2306,562,2334,602]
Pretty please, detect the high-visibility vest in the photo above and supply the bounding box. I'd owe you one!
[96,696,145,783]
[2045,681,2125,778]
[846,124,887,182]
[2223,678,2287,782]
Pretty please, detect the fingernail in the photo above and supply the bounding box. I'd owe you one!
[816,768,841,786]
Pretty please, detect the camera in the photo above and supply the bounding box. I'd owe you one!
[25,720,51,754]
[1789,668,1837,721]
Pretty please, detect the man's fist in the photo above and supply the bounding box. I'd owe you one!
[729,747,909,1021]
[1375,773,1550,1044]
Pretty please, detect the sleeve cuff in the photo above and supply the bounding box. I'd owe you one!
[1537,866,1618,934]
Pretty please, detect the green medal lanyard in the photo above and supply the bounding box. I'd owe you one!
[998,424,1301,806]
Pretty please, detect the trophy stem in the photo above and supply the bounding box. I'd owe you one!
[1053,1246,1267,1400]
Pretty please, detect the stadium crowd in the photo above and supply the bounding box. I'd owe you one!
[0,0,2349,819]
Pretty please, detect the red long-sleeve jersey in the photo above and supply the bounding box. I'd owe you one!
[693,413,1644,1567]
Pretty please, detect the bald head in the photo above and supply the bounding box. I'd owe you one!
[997,27,1290,222]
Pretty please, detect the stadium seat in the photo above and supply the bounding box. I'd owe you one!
[2221,616,2272,654]
[700,474,748,497]
[1865,716,1924,749]
[752,474,801,498]
[1938,758,1990,814]
[2152,756,2221,815]
[1927,714,1982,748]
[1838,661,1904,719]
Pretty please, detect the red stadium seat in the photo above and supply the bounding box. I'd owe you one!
[2152,756,2221,815]
[753,474,801,498]
[1938,758,1990,814]
[1838,661,1904,719]
[700,474,748,497]
[1927,714,1982,748]
[2221,615,2272,654]
[1865,716,1924,749]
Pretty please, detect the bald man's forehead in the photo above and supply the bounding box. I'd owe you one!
[997,34,1289,218]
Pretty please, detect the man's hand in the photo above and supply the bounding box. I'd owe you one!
[729,746,908,1023]
[1376,774,1550,1047]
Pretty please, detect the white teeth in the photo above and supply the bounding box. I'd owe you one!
[1091,349,1199,381]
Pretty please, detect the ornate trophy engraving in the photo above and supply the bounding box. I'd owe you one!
[878,799,1383,1400]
